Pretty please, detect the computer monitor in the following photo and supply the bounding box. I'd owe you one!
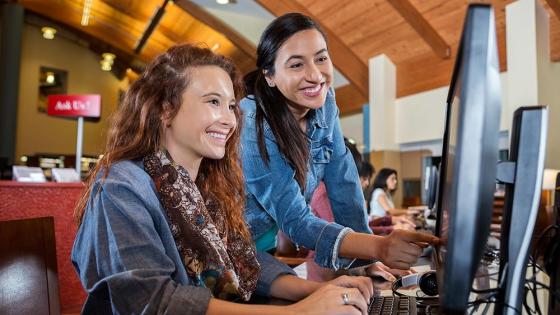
[425,165,439,210]
[495,106,548,314]
[433,4,502,314]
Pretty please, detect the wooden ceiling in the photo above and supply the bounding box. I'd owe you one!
[18,0,256,74]
[258,0,560,113]
[17,0,560,114]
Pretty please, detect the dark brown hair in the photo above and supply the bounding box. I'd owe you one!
[75,44,249,239]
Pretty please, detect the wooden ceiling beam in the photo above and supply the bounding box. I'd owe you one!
[173,0,256,59]
[545,0,560,20]
[255,0,369,99]
[99,0,182,44]
[134,0,171,54]
[335,84,367,115]
[388,0,450,59]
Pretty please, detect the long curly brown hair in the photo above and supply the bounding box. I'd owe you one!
[75,44,249,240]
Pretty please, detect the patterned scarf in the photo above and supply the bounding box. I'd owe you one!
[144,151,259,301]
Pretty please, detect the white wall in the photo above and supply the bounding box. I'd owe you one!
[204,8,271,46]
[507,0,560,169]
[395,86,447,144]
[339,113,363,145]
[394,73,510,145]
[342,72,510,151]
[535,4,560,170]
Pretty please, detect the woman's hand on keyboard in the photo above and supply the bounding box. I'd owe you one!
[287,284,367,315]
[326,275,374,302]
[391,215,416,230]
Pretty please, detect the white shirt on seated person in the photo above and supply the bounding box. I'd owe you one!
[369,188,393,219]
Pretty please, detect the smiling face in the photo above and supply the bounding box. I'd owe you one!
[163,65,237,168]
[264,29,333,118]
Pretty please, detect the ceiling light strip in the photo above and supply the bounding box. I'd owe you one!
[81,0,93,26]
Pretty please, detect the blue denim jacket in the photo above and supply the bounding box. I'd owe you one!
[71,160,295,315]
[240,88,372,270]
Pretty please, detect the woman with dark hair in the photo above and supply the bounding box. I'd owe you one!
[370,168,417,229]
[72,44,373,315]
[241,12,438,273]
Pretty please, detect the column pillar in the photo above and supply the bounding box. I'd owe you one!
[368,54,403,206]
[368,54,397,151]
[0,3,24,164]
[506,0,560,169]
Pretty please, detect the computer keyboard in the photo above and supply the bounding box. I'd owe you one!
[368,296,417,315]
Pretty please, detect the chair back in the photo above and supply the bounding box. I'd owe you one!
[0,217,60,315]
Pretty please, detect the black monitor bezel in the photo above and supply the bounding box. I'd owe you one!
[433,4,502,314]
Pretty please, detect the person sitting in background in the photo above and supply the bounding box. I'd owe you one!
[369,168,417,230]
[71,44,373,315]
[358,160,375,196]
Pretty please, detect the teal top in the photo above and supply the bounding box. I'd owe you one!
[255,226,279,252]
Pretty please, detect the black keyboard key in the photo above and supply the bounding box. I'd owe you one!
[368,296,417,315]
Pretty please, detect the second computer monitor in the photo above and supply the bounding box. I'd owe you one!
[434,4,502,314]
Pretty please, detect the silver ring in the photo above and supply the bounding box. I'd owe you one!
[342,292,350,305]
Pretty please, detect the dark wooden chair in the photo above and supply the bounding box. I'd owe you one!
[0,156,11,180]
[274,231,308,267]
[0,217,60,315]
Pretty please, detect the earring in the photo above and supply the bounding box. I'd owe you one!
[267,81,275,87]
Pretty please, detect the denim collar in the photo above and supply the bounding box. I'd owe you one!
[309,87,336,130]
[305,107,327,140]
[307,107,327,129]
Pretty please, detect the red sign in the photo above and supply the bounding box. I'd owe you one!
[47,94,101,118]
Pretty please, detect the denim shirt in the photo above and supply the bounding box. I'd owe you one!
[240,88,372,270]
[71,160,295,315]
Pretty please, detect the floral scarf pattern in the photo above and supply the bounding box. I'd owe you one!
[144,151,259,301]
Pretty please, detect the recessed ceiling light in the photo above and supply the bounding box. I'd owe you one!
[102,52,116,62]
[41,27,56,39]
[100,53,116,71]
[100,60,112,71]
[216,0,230,4]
